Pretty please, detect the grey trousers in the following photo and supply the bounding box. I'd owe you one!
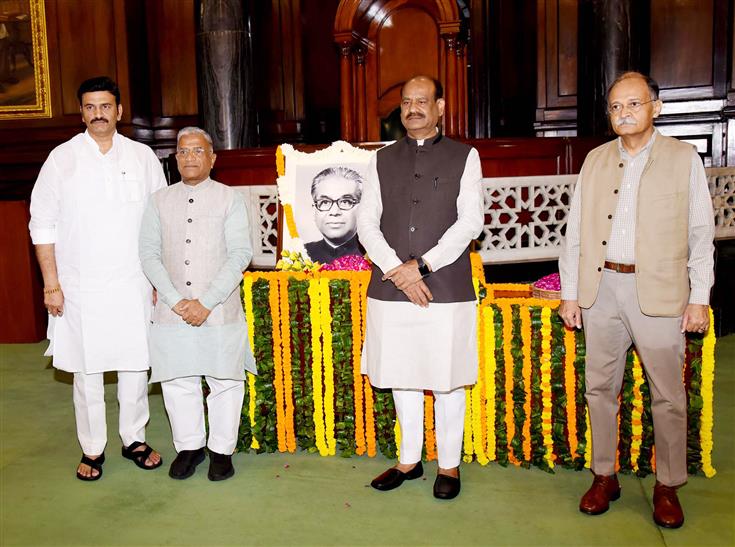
[581,270,687,487]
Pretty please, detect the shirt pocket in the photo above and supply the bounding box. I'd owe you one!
[120,171,144,202]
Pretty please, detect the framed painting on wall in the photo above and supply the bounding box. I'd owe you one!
[0,0,51,119]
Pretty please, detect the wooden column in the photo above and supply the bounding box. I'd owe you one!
[442,32,459,137]
[457,43,467,137]
[336,38,355,141]
[577,0,649,136]
[355,45,367,142]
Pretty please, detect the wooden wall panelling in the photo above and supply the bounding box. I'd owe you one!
[650,0,720,100]
[255,0,306,143]
[0,201,46,342]
[535,0,577,135]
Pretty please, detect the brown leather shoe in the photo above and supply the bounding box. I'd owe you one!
[653,482,684,528]
[579,474,621,515]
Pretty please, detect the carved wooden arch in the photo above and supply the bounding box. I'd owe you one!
[334,0,467,142]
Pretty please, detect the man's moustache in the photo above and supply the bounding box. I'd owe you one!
[615,117,636,126]
[407,113,425,119]
[92,118,107,123]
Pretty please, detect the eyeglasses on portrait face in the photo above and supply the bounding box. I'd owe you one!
[607,99,656,116]
[176,147,207,158]
[313,197,360,212]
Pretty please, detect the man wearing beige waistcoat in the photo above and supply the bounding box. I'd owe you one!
[139,127,255,481]
[559,72,714,528]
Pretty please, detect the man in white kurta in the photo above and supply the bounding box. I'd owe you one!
[29,76,166,480]
[357,76,484,500]
[139,127,255,482]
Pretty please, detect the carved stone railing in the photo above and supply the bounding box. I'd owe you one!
[236,167,735,269]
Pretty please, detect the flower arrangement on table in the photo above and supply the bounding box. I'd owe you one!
[238,259,717,477]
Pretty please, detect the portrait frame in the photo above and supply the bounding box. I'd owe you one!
[0,0,51,119]
[276,140,375,263]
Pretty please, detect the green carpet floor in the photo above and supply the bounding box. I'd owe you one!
[1,336,734,546]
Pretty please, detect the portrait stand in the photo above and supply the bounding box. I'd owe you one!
[275,140,375,264]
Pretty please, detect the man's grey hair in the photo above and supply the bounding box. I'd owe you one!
[310,166,364,200]
[176,126,214,149]
[606,71,660,102]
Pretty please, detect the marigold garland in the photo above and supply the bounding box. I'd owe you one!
[394,420,402,460]
[630,352,644,472]
[279,278,296,452]
[320,279,337,456]
[349,278,366,456]
[463,387,474,463]
[472,307,489,465]
[268,279,287,452]
[242,277,260,450]
[563,327,578,457]
[483,306,497,461]
[520,307,533,461]
[540,307,555,468]
[364,382,377,457]
[275,145,285,177]
[584,408,592,469]
[700,309,717,478]
[282,204,299,240]
[500,304,518,464]
[424,393,437,461]
[307,279,328,456]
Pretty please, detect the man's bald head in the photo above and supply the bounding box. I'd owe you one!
[400,75,443,101]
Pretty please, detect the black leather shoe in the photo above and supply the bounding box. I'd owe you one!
[169,448,205,480]
[433,470,461,500]
[370,462,423,491]
[208,451,235,481]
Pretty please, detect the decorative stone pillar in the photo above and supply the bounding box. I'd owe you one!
[196,0,256,149]
[577,0,649,136]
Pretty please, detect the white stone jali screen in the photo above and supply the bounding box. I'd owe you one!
[237,167,734,269]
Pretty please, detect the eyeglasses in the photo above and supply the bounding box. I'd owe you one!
[313,197,359,212]
[176,147,207,158]
[607,99,656,115]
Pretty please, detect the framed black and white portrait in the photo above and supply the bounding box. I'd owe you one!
[277,141,374,265]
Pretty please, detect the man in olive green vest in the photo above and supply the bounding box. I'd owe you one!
[558,72,714,529]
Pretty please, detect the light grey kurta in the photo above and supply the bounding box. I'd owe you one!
[139,178,256,382]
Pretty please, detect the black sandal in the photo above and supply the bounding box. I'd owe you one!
[76,453,105,481]
[121,441,163,470]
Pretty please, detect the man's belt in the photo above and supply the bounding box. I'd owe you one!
[603,261,635,274]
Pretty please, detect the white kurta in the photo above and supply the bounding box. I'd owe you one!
[29,131,167,373]
[357,143,484,392]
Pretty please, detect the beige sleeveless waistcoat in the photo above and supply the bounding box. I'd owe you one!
[577,134,692,317]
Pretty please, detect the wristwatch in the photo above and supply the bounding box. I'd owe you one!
[416,257,431,278]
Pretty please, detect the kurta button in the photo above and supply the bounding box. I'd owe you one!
[409,226,416,232]
[412,199,419,204]
[186,281,191,286]
[187,218,192,223]
[618,162,624,168]
[185,260,190,265]
[602,241,607,245]
[414,173,421,179]
[189,198,194,204]
[613,189,619,194]
[597,267,602,272]
[186,239,191,243]
[607,214,612,219]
